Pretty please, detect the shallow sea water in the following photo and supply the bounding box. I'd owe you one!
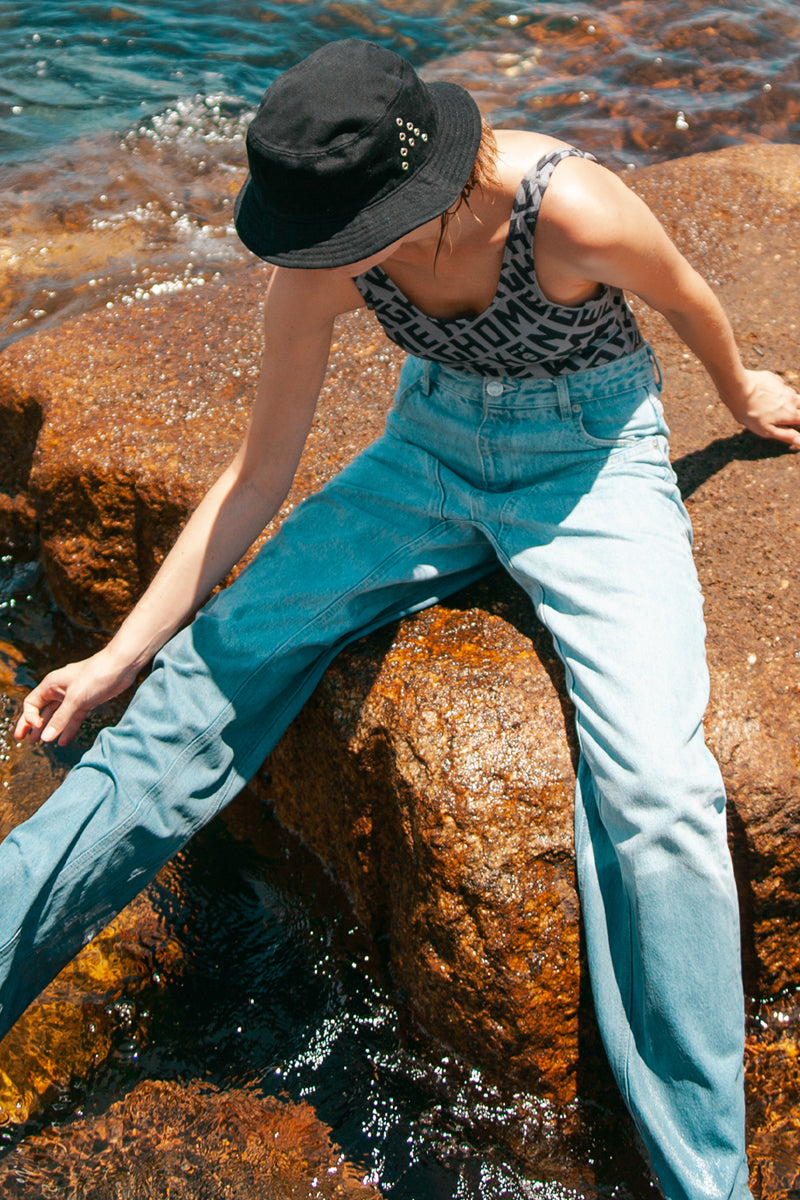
[1,0,799,346]
[1,3,799,1196]
[1,0,798,167]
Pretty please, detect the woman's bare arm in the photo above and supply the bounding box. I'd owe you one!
[536,158,800,448]
[15,266,359,746]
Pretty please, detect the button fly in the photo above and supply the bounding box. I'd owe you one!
[486,380,504,397]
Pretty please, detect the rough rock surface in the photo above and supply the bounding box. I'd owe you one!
[745,990,800,1200]
[0,692,183,1125]
[0,146,798,1167]
[256,586,582,1101]
[0,266,396,625]
[0,1078,384,1199]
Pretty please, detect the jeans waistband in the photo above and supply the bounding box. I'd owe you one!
[414,343,661,408]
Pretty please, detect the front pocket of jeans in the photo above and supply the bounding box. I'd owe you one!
[573,387,663,447]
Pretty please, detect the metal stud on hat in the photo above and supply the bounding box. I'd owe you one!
[396,115,428,169]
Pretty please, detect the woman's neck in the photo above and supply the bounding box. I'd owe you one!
[370,185,513,320]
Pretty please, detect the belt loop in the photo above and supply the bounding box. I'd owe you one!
[645,342,663,391]
[419,359,432,396]
[556,376,572,421]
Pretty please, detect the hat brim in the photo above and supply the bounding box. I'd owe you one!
[233,80,483,269]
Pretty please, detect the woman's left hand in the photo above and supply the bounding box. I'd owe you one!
[723,369,800,449]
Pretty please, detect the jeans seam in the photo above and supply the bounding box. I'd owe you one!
[571,434,672,475]
[622,906,636,1111]
[433,457,446,521]
[0,927,20,961]
[565,659,636,1115]
[475,410,490,490]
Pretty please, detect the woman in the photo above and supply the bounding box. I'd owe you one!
[4,38,799,1198]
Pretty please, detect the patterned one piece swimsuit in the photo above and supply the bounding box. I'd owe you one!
[354,147,642,380]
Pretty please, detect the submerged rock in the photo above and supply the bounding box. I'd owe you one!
[745,990,800,1199]
[0,893,179,1128]
[0,145,798,1176]
[0,1078,385,1199]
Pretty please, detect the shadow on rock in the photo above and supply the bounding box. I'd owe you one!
[673,428,792,501]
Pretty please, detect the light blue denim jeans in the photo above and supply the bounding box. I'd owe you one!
[0,344,750,1199]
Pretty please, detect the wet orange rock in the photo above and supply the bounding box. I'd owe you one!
[257,589,582,1101]
[0,147,798,1141]
[0,268,398,627]
[0,888,182,1127]
[745,991,800,1199]
[0,692,181,1127]
[0,1078,385,1199]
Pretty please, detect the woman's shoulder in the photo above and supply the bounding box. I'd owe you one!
[265,263,367,323]
[493,128,582,175]
[490,128,641,257]
[492,129,604,211]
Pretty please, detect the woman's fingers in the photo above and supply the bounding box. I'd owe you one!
[15,686,62,743]
[15,670,81,745]
[734,370,800,448]
[15,652,135,747]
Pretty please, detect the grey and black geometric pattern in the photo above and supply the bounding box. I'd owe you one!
[355,148,641,379]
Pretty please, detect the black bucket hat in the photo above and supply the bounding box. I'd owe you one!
[233,39,483,268]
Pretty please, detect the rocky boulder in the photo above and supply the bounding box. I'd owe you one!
[0,146,798,1142]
